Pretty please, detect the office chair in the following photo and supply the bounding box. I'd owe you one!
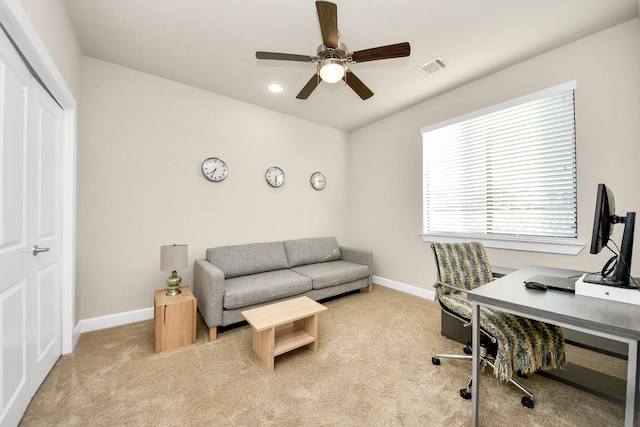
[430,242,566,409]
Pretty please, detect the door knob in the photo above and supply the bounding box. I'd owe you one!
[32,245,50,256]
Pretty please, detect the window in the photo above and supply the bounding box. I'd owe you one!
[421,81,582,254]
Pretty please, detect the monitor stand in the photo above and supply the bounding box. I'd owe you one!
[582,273,639,289]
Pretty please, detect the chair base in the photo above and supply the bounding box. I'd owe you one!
[432,343,535,409]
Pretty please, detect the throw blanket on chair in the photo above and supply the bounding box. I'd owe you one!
[439,293,566,381]
[432,241,566,382]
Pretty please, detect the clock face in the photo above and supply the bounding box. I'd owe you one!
[265,166,285,187]
[310,172,326,190]
[201,157,228,182]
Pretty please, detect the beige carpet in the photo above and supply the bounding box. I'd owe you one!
[20,285,634,426]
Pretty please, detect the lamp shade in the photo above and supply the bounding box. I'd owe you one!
[319,59,345,84]
[160,244,188,271]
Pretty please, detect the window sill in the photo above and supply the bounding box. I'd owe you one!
[420,233,585,255]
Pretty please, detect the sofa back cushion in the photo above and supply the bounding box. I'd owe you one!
[283,237,342,268]
[206,241,289,278]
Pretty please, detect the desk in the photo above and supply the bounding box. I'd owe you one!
[467,265,640,427]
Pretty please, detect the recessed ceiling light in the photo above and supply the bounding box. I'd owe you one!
[267,83,284,93]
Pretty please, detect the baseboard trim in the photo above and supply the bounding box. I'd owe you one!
[73,278,433,338]
[77,307,154,335]
[373,275,435,301]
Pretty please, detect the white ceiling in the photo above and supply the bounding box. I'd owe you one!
[63,0,639,132]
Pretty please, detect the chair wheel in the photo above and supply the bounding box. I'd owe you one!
[521,396,534,408]
[463,346,472,355]
[460,389,472,400]
[432,357,441,365]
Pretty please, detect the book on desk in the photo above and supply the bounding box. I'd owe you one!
[525,274,577,292]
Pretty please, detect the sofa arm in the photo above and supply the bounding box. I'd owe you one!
[340,246,373,284]
[193,259,225,339]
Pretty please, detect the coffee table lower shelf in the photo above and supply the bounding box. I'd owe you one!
[274,326,317,356]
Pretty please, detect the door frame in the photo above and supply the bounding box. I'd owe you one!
[0,0,76,353]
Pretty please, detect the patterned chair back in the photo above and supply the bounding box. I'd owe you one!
[431,242,493,297]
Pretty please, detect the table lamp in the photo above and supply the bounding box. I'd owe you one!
[160,244,188,295]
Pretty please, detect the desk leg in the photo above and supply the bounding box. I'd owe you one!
[637,341,640,409]
[471,303,480,427]
[625,340,638,427]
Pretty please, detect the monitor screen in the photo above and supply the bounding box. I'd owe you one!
[589,183,615,255]
[585,183,636,287]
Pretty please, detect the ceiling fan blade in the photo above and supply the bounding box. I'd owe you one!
[343,70,373,100]
[256,51,316,62]
[316,1,339,48]
[296,74,320,99]
[350,42,411,63]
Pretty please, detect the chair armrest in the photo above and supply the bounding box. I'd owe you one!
[193,259,225,328]
[340,246,373,283]
[433,280,467,295]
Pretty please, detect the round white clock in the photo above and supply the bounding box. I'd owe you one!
[265,166,285,187]
[201,157,228,182]
[310,171,326,190]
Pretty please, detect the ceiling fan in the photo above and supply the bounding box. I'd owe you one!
[255,1,410,100]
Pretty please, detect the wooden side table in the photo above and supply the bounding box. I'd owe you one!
[154,286,197,353]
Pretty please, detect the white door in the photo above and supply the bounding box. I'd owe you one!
[0,26,62,427]
[28,79,63,392]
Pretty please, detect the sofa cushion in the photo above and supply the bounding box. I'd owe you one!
[223,269,312,309]
[206,242,289,279]
[283,237,342,268]
[291,260,369,290]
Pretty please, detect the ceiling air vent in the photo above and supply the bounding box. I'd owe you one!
[417,57,448,76]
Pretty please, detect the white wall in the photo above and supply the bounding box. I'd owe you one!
[17,0,640,321]
[17,0,82,98]
[347,19,640,291]
[77,58,350,319]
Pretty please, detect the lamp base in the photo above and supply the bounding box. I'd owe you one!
[166,271,183,296]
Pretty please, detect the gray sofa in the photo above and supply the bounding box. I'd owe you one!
[193,237,372,341]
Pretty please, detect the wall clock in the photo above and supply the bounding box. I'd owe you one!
[265,166,285,187]
[201,157,228,182]
[310,171,326,190]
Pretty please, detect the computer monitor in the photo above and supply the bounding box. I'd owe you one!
[584,183,636,287]
[589,184,616,253]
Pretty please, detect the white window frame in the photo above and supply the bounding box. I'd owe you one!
[420,81,584,255]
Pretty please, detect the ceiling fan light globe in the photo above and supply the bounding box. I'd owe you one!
[319,60,345,83]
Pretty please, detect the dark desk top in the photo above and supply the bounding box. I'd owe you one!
[467,265,640,341]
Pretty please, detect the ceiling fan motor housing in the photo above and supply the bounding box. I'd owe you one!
[317,42,348,61]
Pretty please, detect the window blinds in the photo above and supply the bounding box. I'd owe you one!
[422,82,577,240]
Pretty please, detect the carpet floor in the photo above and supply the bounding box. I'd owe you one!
[20,285,634,426]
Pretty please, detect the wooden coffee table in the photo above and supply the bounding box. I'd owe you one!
[241,296,328,371]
